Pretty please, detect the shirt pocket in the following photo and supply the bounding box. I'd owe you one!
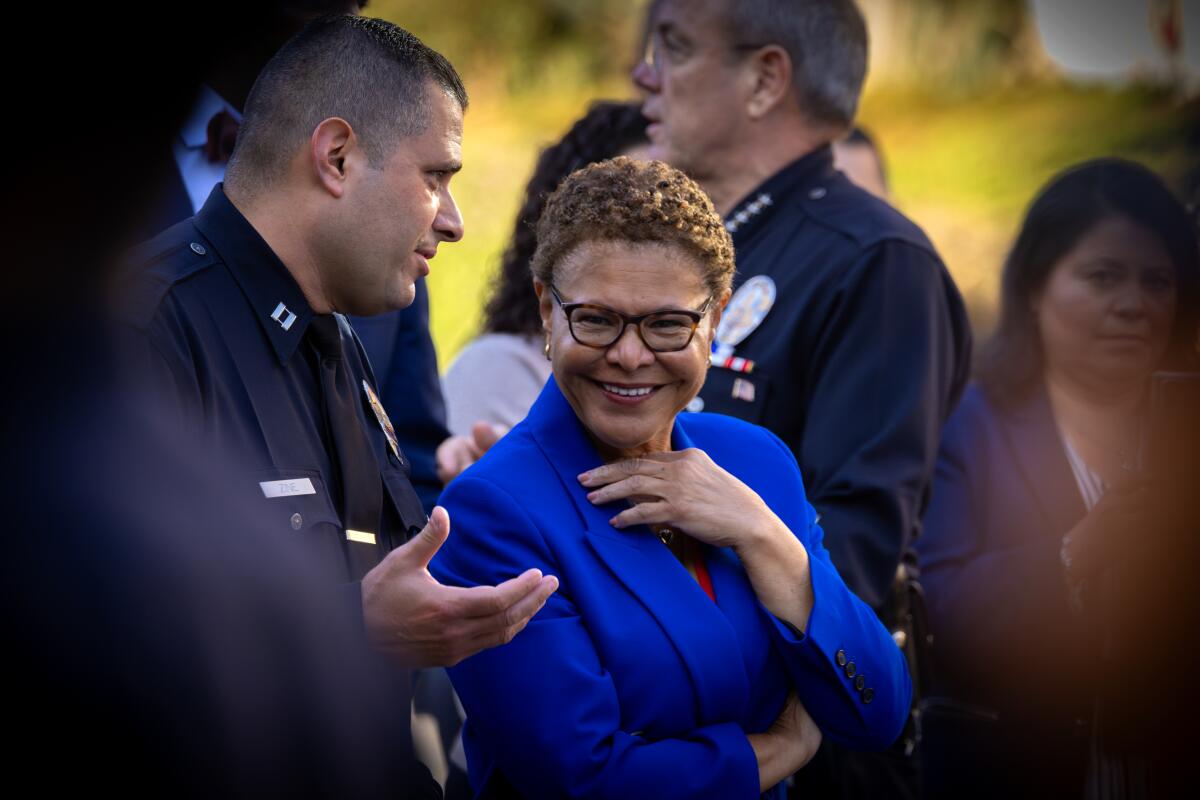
[698,367,772,425]
[254,468,341,535]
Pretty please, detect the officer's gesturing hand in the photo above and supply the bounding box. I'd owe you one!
[361,506,558,668]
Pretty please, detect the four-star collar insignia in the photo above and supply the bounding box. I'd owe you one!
[724,192,773,233]
[362,379,401,461]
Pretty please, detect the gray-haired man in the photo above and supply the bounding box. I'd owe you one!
[633,1,972,796]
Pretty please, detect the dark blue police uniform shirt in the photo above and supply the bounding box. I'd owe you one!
[123,185,430,584]
[699,145,972,612]
[140,166,450,515]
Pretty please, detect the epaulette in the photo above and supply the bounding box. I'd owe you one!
[795,173,939,258]
[116,219,219,328]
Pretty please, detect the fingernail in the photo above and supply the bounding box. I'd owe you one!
[578,472,593,486]
[586,491,598,502]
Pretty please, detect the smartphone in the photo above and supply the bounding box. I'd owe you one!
[1141,371,1200,482]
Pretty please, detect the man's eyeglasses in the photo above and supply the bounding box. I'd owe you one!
[549,286,711,353]
[640,26,766,73]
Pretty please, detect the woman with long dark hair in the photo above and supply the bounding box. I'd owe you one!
[917,158,1199,798]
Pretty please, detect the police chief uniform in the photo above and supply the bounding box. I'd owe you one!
[696,145,971,798]
[700,144,970,614]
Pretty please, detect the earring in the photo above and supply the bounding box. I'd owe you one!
[543,337,551,360]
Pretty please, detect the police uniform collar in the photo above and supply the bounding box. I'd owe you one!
[723,145,836,242]
[193,184,314,364]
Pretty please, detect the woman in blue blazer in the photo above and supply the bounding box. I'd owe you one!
[916,160,1200,798]
[431,159,910,798]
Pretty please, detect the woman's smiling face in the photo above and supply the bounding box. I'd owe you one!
[537,239,719,459]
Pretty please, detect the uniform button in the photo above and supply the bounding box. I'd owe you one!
[855,675,866,691]
[844,661,857,678]
[686,396,705,413]
[808,187,827,200]
[190,242,207,255]
[290,512,303,530]
[862,687,875,704]
[835,649,847,667]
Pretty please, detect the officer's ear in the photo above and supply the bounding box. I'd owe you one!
[744,44,792,121]
[310,117,358,199]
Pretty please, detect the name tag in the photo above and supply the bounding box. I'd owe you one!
[259,478,316,498]
[346,529,376,545]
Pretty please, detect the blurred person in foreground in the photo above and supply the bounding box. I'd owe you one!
[431,158,911,799]
[437,100,650,481]
[5,4,463,796]
[916,158,1200,799]
[632,1,971,795]
[121,10,557,764]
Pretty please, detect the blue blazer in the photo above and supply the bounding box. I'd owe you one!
[915,382,1094,795]
[432,378,911,799]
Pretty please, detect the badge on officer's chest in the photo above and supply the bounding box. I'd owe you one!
[713,275,776,363]
[362,379,401,461]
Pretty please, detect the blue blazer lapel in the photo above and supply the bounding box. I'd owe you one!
[1001,384,1087,536]
[525,379,750,724]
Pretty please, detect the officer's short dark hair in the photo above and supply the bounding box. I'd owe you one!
[721,0,867,130]
[978,158,1200,407]
[227,15,467,191]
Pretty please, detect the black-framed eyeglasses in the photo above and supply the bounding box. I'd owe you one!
[550,285,711,353]
[640,25,767,73]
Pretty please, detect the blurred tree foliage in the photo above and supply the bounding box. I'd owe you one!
[375,0,645,98]
[863,0,1053,95]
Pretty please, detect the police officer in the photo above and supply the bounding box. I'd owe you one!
[123,13,558,781]
[633,1,971,797]
[139,0,450,515]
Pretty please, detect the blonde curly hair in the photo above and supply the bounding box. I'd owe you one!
[530,157,735,297]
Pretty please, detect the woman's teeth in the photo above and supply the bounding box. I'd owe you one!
[603,383,653,397]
